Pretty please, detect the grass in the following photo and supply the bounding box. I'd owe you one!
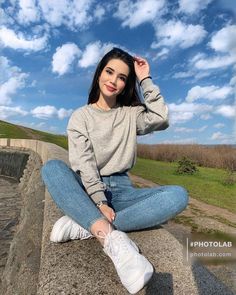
[1,119,235,213]
[32,129,68,150]
[0,120,31,139]
[0,120,68,150]
[130,157,236,214]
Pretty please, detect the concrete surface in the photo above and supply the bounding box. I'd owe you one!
[0,138,235,295]
[0,148,44,294]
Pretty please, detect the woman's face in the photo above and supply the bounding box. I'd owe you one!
[98,58,130,100]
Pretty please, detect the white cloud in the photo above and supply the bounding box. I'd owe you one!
[0,26,48,51]
[38,0,94,30]
[173,71,193,79]
[211,131,224,140]
[178,0,213,15]
[0,8,15,26]
[209,25,236,55]
[199,125,208,132]
[230,75,236,86]
[193,25,236,71]
[0,56,28,105]
[194,54,236,70]
[0,75,28,105]
[211,131,235,144]
[52,43,81,76]
[168,102,213,124]
[114,0,165,29]
[160,138,197,144]
[186,85,233,102]
[152,20,207,49]
[215,105,236,118]
[78,41,116,68]
[0,106,28,120]
[31,105,73,119]
[58,108,73,119]
[200,114,211,120]
[17,0,40,24]
[93,5,106,22]
[153,48,169,60]
[214,123,225,128]
[3,0,108,32]
[174,127,194,133]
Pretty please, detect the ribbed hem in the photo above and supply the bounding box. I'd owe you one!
[141,77,160,92]
[90,190,107,203]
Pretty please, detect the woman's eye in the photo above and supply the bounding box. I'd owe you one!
[106,69,112,74]
[120,76,126,82]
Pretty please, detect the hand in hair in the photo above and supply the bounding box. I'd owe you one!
[133,56,150,82]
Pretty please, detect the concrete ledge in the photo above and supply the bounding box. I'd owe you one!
[0,148,45,294]
[0,139,234,294]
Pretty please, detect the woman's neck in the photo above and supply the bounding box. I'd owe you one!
[96,95,117,110]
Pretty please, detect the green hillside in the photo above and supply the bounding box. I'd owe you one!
[0,120,68,150]
[1,120,235,213]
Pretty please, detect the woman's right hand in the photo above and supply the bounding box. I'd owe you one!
[99,204,116,223]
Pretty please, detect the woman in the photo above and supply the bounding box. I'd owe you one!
[41,47,188,294]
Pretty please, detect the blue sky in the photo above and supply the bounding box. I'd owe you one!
[0,0,235,144]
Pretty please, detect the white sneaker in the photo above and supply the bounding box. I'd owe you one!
[102,230,153,294]
[50,215,93,243]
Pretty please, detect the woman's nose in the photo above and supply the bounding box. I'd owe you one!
[110,76,117,84]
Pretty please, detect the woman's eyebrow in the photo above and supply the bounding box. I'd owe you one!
[106,66,128,78]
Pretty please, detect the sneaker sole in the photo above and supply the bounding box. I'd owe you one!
[126,261,154,294]
[50,216,72,243]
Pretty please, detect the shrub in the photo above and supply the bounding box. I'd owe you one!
[176,157,198,175]
[222,168,236,185]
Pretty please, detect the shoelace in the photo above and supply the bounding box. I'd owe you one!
[71,221,91,240]
[95,227,133,266]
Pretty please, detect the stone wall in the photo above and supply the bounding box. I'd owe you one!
[0,138,234,295]
[0,149,29,180]
[0,139,69,294]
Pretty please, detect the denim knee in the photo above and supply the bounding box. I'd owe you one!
[172,185,189,211]
[41,159,68,180]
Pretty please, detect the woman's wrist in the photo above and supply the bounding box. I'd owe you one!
[96,200,108,208]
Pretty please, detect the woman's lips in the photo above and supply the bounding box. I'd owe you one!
[105,85,116,92]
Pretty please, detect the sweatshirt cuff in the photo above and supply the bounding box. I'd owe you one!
[90,191,107,204]
[140,77,159,92]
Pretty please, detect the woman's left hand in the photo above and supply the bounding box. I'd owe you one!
[133,56,150,82]
[99,204,116,223]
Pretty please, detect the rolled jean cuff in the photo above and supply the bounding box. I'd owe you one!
[87,216,108,232]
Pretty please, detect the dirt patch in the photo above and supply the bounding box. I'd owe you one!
[17,125,42,140]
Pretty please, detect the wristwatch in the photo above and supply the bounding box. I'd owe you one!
[96,201,108,208]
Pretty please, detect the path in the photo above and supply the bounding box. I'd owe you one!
[17,125,42,140]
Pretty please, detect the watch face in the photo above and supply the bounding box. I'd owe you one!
[97,201,107,207]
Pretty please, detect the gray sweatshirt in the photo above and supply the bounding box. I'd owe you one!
[67,78,169,203]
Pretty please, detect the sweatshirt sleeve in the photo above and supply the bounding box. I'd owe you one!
[136,78,169,135]
[67,109,107,204]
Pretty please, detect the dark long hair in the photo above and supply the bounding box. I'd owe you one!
[87,47,143,106]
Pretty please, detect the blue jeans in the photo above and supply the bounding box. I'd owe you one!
[41,160,188,232]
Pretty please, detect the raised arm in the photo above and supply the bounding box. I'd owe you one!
[134,57,169,135]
